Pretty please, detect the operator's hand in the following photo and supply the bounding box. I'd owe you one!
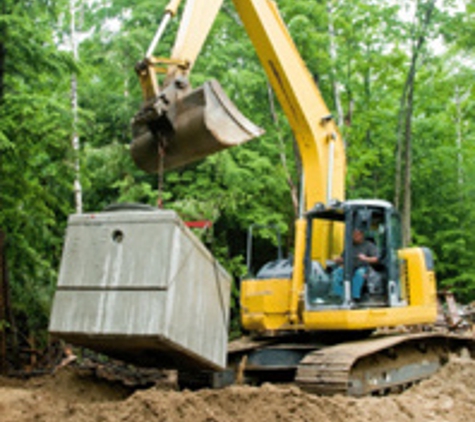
[358,253,369,263]
[358,253,377,264]
[334,256,343,265]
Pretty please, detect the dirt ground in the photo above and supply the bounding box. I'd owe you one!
[0,356,474,422]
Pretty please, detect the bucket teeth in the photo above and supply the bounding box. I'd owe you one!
[131,79,264,173]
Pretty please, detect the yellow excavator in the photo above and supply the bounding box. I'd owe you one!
[127,0,475,395]
[48,0,474,396]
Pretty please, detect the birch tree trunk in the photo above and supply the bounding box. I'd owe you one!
[71,0,83,214]
[327,0,344,129]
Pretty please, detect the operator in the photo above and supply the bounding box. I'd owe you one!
[331,228,379,301]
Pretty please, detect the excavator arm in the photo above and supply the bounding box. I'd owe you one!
[232,0,345,267]
[131,0,345,264]
[131,0,264,174]
[136,0,224,100]
[168,0,223,78]
[233,1,345,212]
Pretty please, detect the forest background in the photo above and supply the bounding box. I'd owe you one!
[1,0,475,348]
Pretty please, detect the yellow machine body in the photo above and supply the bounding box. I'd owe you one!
[241,213,437,332]
[241,249,437,332]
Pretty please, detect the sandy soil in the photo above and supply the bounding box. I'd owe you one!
[0,357,474,422]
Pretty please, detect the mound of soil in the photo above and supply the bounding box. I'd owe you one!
[0,357,474,422]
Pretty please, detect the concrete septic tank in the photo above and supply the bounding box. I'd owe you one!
[49,208,231,371]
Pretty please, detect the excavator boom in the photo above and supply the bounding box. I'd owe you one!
[131,0,345,263]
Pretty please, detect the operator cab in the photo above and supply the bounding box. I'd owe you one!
[305,200,405,310]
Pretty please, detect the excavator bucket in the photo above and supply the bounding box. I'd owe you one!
[130,79,264,173]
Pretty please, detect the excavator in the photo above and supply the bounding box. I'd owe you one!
[128,0,475,395]
[49,0,475,396]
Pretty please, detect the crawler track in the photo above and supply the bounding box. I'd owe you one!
[295,333,475,396]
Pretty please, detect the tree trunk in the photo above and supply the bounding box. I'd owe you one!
[267,83,299,217]
[0,2,9,204]
[71,0,83,214]
[363,42,380,197]
[402,80,414,246]
[454,86,464,187]
[327,0,344,128]
[0,1,6,102]
[395,0,436,246]
[394,83,408,211]
[0,40,5,103]
[0,231,7,375]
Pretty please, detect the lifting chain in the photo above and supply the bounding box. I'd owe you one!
[157,141,166,209]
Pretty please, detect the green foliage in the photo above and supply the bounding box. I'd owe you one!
[2,0,475,352]
[0,0,75,345]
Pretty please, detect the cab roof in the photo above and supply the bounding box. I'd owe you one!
[306,199,394,222]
